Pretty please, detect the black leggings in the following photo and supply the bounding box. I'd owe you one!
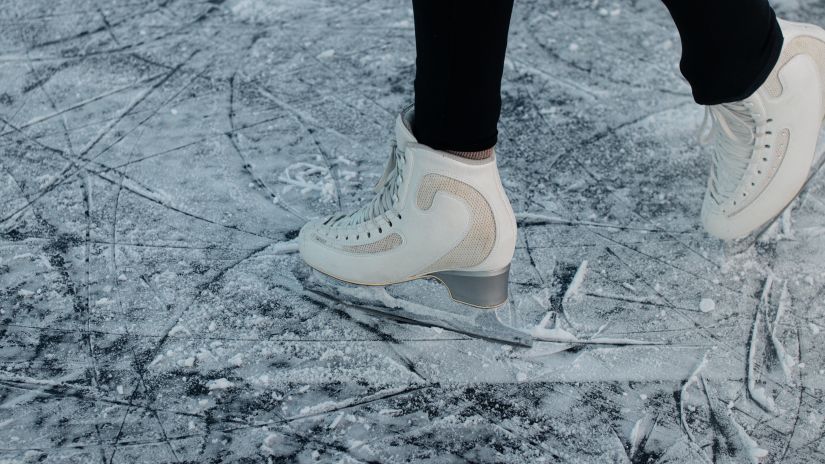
[412,0,784,152]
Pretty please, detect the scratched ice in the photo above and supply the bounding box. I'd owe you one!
[1,0,825,462]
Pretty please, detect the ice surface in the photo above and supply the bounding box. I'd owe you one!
[1,0,825,462]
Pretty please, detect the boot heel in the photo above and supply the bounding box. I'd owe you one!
[429,265,510,308]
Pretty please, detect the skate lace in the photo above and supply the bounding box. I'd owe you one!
[331,142,406,228]
[699,101,763,205]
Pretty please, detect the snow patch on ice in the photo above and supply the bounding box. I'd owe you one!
[168,323,192,337]
[699,298,715,313]
[17,289,34,298]
[206,378,234,390]
[279,162,337,203]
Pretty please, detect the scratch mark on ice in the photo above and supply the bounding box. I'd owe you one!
[679,352,708,443]
[747,277,779,414]
[562,260,588,304]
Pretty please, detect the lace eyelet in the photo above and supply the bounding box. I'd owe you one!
[367,232,371,238]
[397,214,402,220]
[388,221,393,227]
[378,227,382,234]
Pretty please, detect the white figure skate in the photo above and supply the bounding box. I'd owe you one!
[701,19,825,241]
[299,106,530,346]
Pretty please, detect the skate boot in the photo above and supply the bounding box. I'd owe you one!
[701,19,825,240]
[298,106,518,308]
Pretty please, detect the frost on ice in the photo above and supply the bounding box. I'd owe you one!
[1,0,824,462]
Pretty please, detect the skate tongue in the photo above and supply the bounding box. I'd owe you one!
[374,105,417,192]
[395,104,417,153]
[700,102,759,203]
[373,144,397,193]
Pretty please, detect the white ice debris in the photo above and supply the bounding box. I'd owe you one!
[206,378,234,390]
[260,239,299,257]
[260,432,285,456]
[629,415,654,458]
[622,282,637,292]
[228,353,244,367]
[279,162,337,203]
[17,289,34,298]
[316,49,335,60]
[329,413,344,429]
[168,323,192,336]
[699,298,716,313]
[530,325,578,342]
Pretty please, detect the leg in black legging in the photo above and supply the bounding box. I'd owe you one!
[411,0,514,152]
[410,0,783,151]
[662,0,784,105]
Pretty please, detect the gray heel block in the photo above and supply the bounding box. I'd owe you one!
[429,265,510,308]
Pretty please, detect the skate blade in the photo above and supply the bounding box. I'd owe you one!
[726,144,825,253]
[303,271,533,347]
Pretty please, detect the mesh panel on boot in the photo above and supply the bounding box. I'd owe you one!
[416,174,496,274]
[763,37,825,106]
